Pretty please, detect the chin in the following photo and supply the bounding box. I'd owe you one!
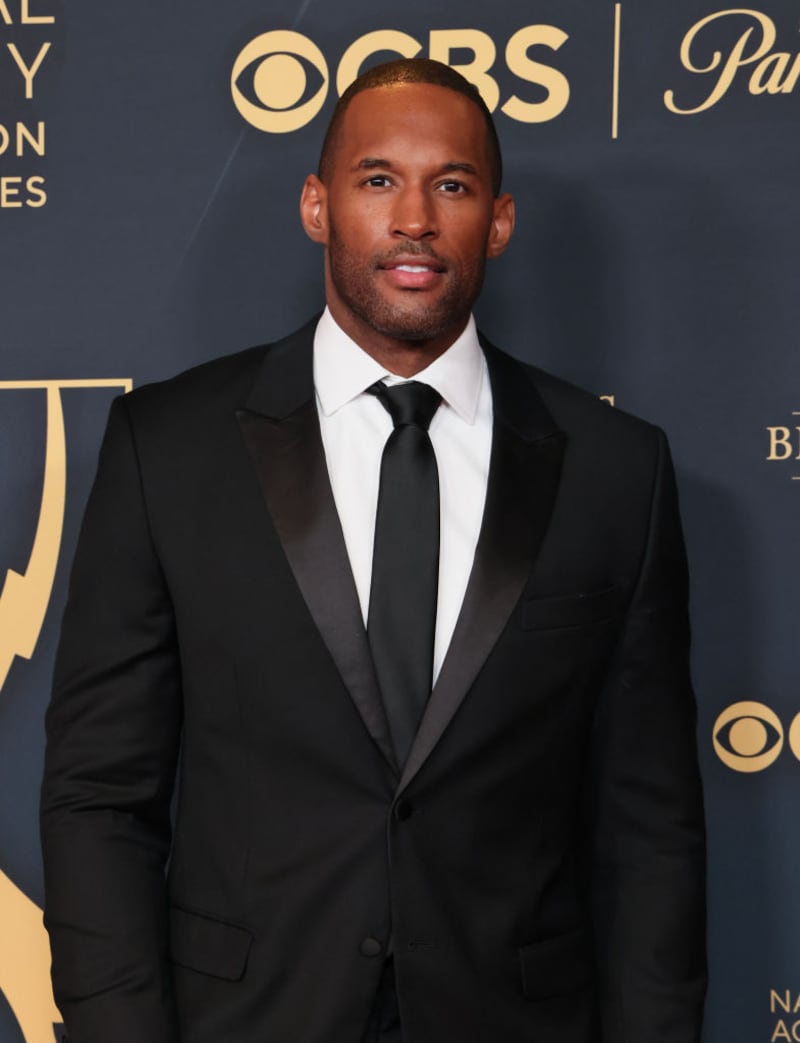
[365,302,464,345]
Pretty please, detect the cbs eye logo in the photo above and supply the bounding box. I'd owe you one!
[231,31,329,134]
[713,702,800,773]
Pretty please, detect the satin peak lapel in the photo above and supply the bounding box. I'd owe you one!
[236,323,397,772]
[399,344,566,792]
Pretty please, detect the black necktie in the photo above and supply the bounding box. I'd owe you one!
[368,380,442,767]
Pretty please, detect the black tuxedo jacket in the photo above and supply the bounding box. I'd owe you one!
[41,320,706,1043]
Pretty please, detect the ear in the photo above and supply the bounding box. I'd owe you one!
[485,192,515,259]
[299,174,329,245]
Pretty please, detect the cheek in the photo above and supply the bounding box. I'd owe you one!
[333,221,383,266]
[448,219,491,260]
[333,195,387,239]
[453,235,490,277]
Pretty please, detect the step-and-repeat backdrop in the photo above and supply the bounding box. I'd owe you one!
[1,2,798,1040]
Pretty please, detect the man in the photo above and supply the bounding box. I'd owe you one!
[41,59,706,1043]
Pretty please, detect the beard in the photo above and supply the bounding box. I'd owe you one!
[326,222,487,345]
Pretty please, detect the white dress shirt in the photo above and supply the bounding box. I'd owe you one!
[314,307,493,684]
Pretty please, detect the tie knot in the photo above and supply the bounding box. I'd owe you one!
[369,381,442,431]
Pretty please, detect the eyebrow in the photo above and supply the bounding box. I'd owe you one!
[353,158,480,177]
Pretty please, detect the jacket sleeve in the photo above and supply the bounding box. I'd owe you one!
[589,429,707,1042]
[40,394,181,1043]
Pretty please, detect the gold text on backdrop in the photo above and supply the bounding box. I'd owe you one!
[665,9,800,115]
[0,122,46,204]
[231,27,570,134]
[0,1,54,26]
[3,40,50,98]
[0,121,45,156]
[767,428,800,458]
[0,1,56,207]
[771,1021,800,1041]
[771,992,800,1043]
[766,414,800,481]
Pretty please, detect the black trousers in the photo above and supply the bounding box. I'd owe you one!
[362,958,403,1043]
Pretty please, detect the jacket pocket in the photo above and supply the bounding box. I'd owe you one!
[169,905,253,981]
[519,929,592,999]
[521,586,623,631]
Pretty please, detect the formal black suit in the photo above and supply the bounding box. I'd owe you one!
[41,319,706,1043]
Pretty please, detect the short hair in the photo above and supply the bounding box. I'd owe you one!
[317,58,503,197]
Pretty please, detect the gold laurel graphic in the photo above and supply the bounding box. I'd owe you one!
[0,379,131,1042]
[0,384,66,693]
[0,869,61,1042]
[0,380,132,694]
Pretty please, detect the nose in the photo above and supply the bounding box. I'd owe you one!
[391,185,437,241]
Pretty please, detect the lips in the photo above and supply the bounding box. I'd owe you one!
[379,253,446,291]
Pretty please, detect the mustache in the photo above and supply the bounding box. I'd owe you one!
[376,242,446,266]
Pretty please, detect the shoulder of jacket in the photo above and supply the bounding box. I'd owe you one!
[116,317,317,426]
[504,350,662,441]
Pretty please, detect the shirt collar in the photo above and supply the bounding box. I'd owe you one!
[313,307,484,424]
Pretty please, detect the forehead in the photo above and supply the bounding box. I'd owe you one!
[334,82,491,171]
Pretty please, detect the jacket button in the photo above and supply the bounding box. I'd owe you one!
[360,937,383,957]
[394,799,413,821]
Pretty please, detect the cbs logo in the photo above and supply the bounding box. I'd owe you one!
[231,27,570,134]
[713,702,800,773]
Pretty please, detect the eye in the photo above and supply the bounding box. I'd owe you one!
[436,180,466,194]
[364,175,392,188]
[713,701,783,772]
[230,31,329,134]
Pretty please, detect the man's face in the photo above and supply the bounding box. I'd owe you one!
[301,82,514,364]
